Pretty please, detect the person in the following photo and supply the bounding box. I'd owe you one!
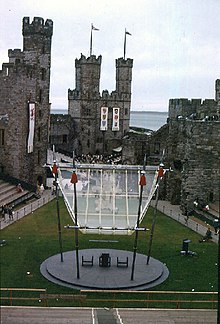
[51,181,56,195]
[2,205,9,222]
[16,183,23,193]
[213,219,220,235]
[8,206,14,221]
[1,205,7,221]
[199,227,212,243]
[40,184,45,195]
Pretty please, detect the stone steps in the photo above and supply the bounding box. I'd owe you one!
[0,180,31,207]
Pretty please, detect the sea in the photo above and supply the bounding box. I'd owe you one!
[51,110,168,131]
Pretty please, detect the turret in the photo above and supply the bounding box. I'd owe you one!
[115,58,133,97]
[75,54,102,97]
[22,17,53,55]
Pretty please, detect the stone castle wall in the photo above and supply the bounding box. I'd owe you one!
[68,54,133,156]
[166,88,220,210]
[0,17,53,186]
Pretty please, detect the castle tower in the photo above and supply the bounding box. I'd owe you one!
[0,17,53,186]
[68,54,102,155]
[115,58,133,97]
[68,54,133,156]
[74,54,101,97]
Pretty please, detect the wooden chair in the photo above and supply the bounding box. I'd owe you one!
[117,256,128,267]
[81,255,93,266]
[99,253,111,267]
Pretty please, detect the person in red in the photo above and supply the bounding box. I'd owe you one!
[158,163,165,179]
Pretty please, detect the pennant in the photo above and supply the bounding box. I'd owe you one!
[100,107,108,130]
[52,162,58,174]
[27,102,35,153]
[71,172,78,184]
[92,24,99,31]
[126,31,132,36]
[158,164,165,178]
[139,174,146,186]
[112,107,120,131]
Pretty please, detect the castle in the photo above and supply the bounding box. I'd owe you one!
[51,54,133,156]
[0,17,53,187]
[0,17,219,214]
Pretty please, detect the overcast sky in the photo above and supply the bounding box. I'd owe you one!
[0,0,219,111]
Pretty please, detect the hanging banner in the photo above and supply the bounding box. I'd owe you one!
[100,107,108,131]
[27,102,35,153]
[112,107,120,131]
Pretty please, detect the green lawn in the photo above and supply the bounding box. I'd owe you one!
[0,198,218,307]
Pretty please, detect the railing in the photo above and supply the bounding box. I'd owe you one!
[0,288,47,306]
[150,201,218,244]
[1,288,217,309]
[0,191,55,229]
[79,290,218,309]
[12,192,55,222]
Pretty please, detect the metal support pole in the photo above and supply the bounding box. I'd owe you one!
[73,181,80,279]
[146,179,160,265]
[72,151,80,279]
[131,185,143,280]
[131,155,147,281]
[55,174,63,262]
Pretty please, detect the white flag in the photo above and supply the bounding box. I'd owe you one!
[27,103,35,153]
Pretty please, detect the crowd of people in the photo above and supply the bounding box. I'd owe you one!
[74,153,122,165]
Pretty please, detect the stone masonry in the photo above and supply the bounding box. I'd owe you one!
[0,17,53,186]
[68,54,133,156]
[0,17,219,213]
[166,81,220,211]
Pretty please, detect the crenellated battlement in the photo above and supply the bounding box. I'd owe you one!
[75,54,102,67]
[8,49,22,57]
[116,57,133,68]
[22,17,53,37]
[0,63,15,77]
[8,49,24,64]
[169,89,219,120]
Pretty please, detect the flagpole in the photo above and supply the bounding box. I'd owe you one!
[90,24,92,56]
[123,28,126,60]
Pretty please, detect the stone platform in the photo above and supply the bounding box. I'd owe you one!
[40,249,169,290]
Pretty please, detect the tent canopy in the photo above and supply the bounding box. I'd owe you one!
[57,163,158,235]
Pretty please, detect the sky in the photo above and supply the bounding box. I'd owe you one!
[0,0,220,112]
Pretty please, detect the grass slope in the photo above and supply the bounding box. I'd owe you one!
[0,199,218,305]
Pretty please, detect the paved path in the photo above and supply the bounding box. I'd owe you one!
[0,190,55,231]
[1,307,217,324]
[150,200,219,244]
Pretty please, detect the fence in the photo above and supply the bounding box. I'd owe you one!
[1,288,217,309]
[79,290,218,309]
[0,288,47,306]
[13,192,55,222]
[150,200,218,244]
[0,191,55,230]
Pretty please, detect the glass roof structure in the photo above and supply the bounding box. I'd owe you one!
[56,163,158,235]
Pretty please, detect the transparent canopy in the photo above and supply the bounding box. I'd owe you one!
[56,163,158,235]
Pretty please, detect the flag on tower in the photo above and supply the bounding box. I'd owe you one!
[124,28,132,59]
[27,102,35,153]
[92,24,99,31]
[90,24,99,56]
